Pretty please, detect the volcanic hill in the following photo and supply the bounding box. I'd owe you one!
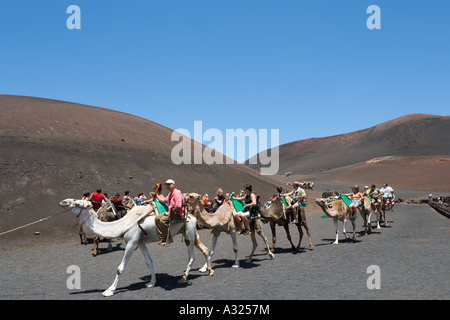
[0,95,279,241]
[248,113,450,191]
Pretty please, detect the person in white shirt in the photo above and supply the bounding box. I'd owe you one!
[380,183,395,210]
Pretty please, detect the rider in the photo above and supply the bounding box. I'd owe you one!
[280,181,306,224]
[343,186,364,217]
[232,184,257,235]
[380,183,395,210]
[151,179,185,246]
[90,188,107,211]
[368,184,382,210]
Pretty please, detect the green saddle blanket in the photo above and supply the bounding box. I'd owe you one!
[154,199,168,214]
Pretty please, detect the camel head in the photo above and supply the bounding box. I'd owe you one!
[183,193,202,204]
[59,198,93,211]
[314,198,327,208]
[183,193,203,213]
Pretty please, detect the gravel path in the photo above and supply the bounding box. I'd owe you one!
[1,204,449,300]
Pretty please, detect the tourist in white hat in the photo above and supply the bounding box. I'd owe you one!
[151,179,185,246]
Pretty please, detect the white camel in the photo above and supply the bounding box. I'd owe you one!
[59,199,213,297]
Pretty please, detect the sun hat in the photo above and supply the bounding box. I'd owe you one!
[165,179,175,185]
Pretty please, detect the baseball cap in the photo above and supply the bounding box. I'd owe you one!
[165,179,175,185]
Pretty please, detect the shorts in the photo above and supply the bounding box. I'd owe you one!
[351,199,360,205]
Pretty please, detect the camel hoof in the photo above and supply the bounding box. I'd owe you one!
[145,281,155,288]
[232,263,239,268]
[178,276,187,284]
[333,241,338,245]
[245,258,252,263]
[102,289,114,297]
[268,253,275,259]
[198,266,207,273]
[208,268,214,276]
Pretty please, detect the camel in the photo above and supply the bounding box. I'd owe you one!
[184,193,274,265]
[259,197,313,253]
[230,196,275,263]
[60,198,213,297]
[315,198,356,244]
[380,197,389,227]
[90,201,121,256]
[184,193,240,269]
[82,199,135,256]
[359,196,374,235]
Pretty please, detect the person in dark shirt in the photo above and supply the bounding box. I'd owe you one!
[211,188,225,213]
[111,193,127,217]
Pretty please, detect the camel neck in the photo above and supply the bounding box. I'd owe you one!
[80,209,125,239]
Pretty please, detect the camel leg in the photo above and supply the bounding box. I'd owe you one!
[178,240,195,284]
[138,243,156,288]
[299,222,313,250]
[361,211,368,235]
[229,230,240,268]
[367,211,373,233]
[283,223,296,252]
[199,231,219,273]
[342,219,349,239]
[293,223,303,252]
[297,208,313,249]
[255,223,274,260]
[270,221,278,253]
[382,207,388,227]
[350,219,356,241]
[93,235,99,256]
[333,219,339,244]
[102,239,137,297]
[246,221,274,263]
[246,227,258,263]
[194,234,214,276]
[374,207,381,229]
[79,227,87,245]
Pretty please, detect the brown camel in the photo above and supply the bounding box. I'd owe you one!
[185,192,274,264]
[184,193,241,269]
[259,197,313,253]
[315,198,356,244]
[359,196,373,235]
[380,197,389,227]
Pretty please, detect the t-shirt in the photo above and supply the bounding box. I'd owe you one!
[163,188,185,219]
[380,186,394,197]
[91,192,106,210]
[289,187,306,200]
[369,188,381,198]
[111,197,124,210]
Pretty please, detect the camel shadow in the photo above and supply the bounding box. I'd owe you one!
[138,273,201,291]
[211,258,261,270]
[271,246,311,255]
[315,238,362,247]
[94,243,124,256]
[69,273,201,297]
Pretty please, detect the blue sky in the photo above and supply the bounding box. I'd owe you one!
[1,1,449,160]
